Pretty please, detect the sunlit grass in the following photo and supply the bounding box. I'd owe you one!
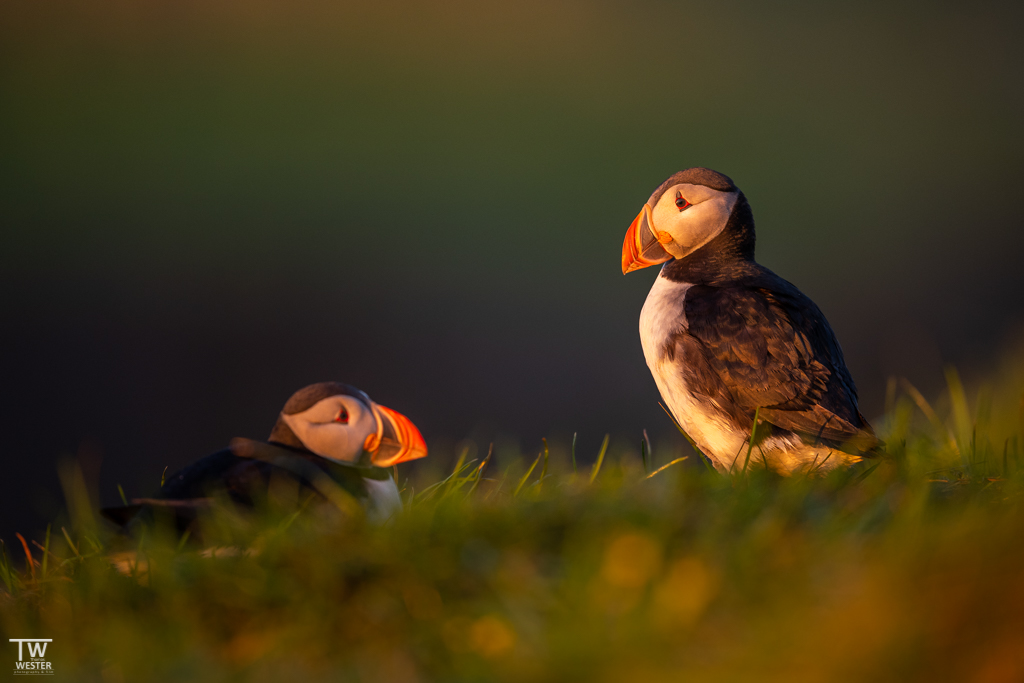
[2,367,1024,682]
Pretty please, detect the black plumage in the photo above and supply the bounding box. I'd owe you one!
[160,438,389,503]
[102,439,390,534]
[100,381,404,534]
[661,192,873,451]
[626,168,878,472]
[670,278,872,449]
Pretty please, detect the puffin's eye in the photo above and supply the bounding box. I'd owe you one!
[334,408,349,424]
[675,192,692,210]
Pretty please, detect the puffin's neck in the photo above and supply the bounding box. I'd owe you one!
[660,192,759,286]
[268,417,306,450]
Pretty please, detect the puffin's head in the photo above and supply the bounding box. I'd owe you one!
[267,382,428,468]
[621,167,747,273]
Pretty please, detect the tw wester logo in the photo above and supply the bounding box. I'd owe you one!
[9,639,54,676]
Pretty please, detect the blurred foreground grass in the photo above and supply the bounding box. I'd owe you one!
[2,367,1024,682]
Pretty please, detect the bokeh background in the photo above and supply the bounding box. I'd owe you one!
[2,0,1023,541]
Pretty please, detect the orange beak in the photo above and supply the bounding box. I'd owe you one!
[622,204,673,274]
[369,404,428,468]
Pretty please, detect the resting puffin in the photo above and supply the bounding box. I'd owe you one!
[102,382,427,530]
[622,168,878,474]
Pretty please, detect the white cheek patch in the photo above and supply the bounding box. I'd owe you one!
[281,397,379,463]
[284,420,355,461]
[651,184,739,259]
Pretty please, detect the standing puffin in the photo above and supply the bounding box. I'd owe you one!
[102,382,427,530]
[622,168,878,474]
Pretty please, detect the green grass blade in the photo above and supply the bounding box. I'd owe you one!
[15,533,35,583]
[175,529,192,553]
[539,439,549,492]
[83,534,103,555]
[41,524,51,578]
[590,434,610,484]
[946,366,973,469]
[902,378,958,455]
[468,443,494,496]
[643,429,653,471]
[884,376,898,417]
[514,453,542,497]
[741,407,761,475]
[571,432,578,474]
[643,456,688,479]
[416,456,478,503]
[58,458,96,532]
[851,460,883,485]
[0,540,18,594]
[61,527,81,559]
[444,447,471,497]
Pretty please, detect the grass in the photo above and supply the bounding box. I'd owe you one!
[2,367,1024,682]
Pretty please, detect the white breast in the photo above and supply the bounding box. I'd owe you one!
[363,477,403,524]
[639,274,691,354]
[639,273,746,469]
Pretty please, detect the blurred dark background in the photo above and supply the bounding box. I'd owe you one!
[2,0,1023,540]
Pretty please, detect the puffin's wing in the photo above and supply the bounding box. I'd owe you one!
[99,449,266,532]
[158,448,268,500]
[100,498,213,533]
[680,283,873,446]
[161,442,371,506]
[102,443,375,534]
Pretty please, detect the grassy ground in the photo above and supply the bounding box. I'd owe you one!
[2,367,1024,682]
